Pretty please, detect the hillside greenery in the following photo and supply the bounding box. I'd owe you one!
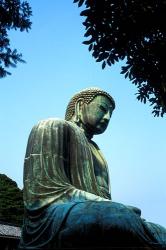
[0,174,24,226]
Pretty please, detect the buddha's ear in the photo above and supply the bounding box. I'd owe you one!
[75,98,85,116]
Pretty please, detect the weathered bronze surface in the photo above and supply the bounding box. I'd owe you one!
[19,87,166,249]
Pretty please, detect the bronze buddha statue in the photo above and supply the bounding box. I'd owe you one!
[19,87,166,249]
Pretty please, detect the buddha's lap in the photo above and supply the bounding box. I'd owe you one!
[57,201,157,247]
[62,200,143,230]
[21,201,165,249]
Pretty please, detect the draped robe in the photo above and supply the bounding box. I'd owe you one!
[19,118,166,249]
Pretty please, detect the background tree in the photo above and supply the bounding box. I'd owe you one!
[74,0,166,117]
[0,0,32,78]
[0,174,24,226]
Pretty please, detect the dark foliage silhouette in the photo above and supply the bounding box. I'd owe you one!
[74,0,166,117]
[0,0,32,78]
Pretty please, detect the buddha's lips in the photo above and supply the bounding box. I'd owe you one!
[99,121,108,127]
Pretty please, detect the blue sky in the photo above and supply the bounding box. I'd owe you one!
[0,1,166,226]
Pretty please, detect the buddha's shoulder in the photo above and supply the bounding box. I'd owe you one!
[34,118,77,131]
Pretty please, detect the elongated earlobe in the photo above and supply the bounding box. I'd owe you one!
[74,98,84,125]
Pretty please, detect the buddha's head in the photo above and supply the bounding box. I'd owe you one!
[65,87,115,138]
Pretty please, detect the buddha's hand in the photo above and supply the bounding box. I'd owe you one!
[126,205,141,217]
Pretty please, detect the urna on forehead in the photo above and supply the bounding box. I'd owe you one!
[65,87,115,121]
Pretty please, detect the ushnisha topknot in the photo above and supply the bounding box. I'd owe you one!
[65,87,115,121]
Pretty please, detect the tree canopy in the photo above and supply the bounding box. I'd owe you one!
[0,174,24,226]
[74,0,166,117]
[0,0,32,78]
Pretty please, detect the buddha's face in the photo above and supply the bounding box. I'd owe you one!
[79,95,114,135]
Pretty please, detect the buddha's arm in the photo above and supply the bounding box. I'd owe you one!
[65,187,110,202]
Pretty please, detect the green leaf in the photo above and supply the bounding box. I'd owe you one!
[102,61,106,69]
[78,0,84,7]
[88,44,93,51]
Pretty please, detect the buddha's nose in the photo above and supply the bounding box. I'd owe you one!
[103,110,111,120]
